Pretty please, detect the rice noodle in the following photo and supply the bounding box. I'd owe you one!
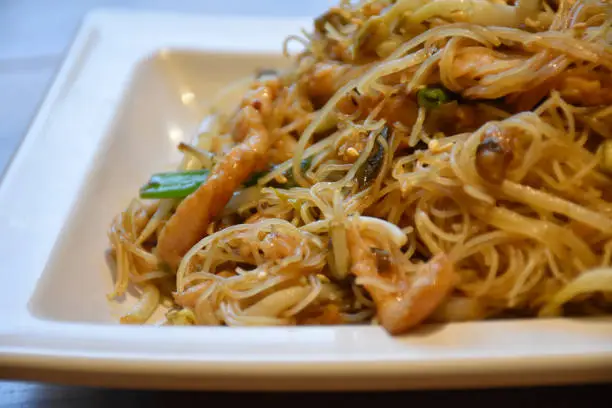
[120,284,160,324]
[539,268,612,316]
[106,0,612,333]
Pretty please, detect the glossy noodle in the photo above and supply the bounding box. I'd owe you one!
[108,0,612,334]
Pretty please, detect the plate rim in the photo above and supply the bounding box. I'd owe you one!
[1,8,611,390]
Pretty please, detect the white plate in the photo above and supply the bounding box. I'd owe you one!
[0,9,611,391]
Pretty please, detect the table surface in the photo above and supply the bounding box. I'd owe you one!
[0,0,610,404]
[0,381,610,408]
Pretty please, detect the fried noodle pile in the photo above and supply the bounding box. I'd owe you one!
[109,0,612,334]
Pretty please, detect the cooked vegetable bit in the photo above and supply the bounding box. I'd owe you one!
[417,86,453,108]
[139,169,210,199]
[356,127,390,189]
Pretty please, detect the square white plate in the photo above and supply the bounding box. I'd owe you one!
[1,9,611,391]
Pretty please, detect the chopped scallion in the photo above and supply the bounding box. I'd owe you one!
[417,86,453,109]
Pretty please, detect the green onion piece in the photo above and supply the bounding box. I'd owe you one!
[139,169,209,199]
[139,167,274,199]
[417,86,452,108]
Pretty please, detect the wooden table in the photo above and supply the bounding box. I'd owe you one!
[1,0,610,404]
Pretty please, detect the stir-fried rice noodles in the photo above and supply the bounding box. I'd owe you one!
[108,0,612,334]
